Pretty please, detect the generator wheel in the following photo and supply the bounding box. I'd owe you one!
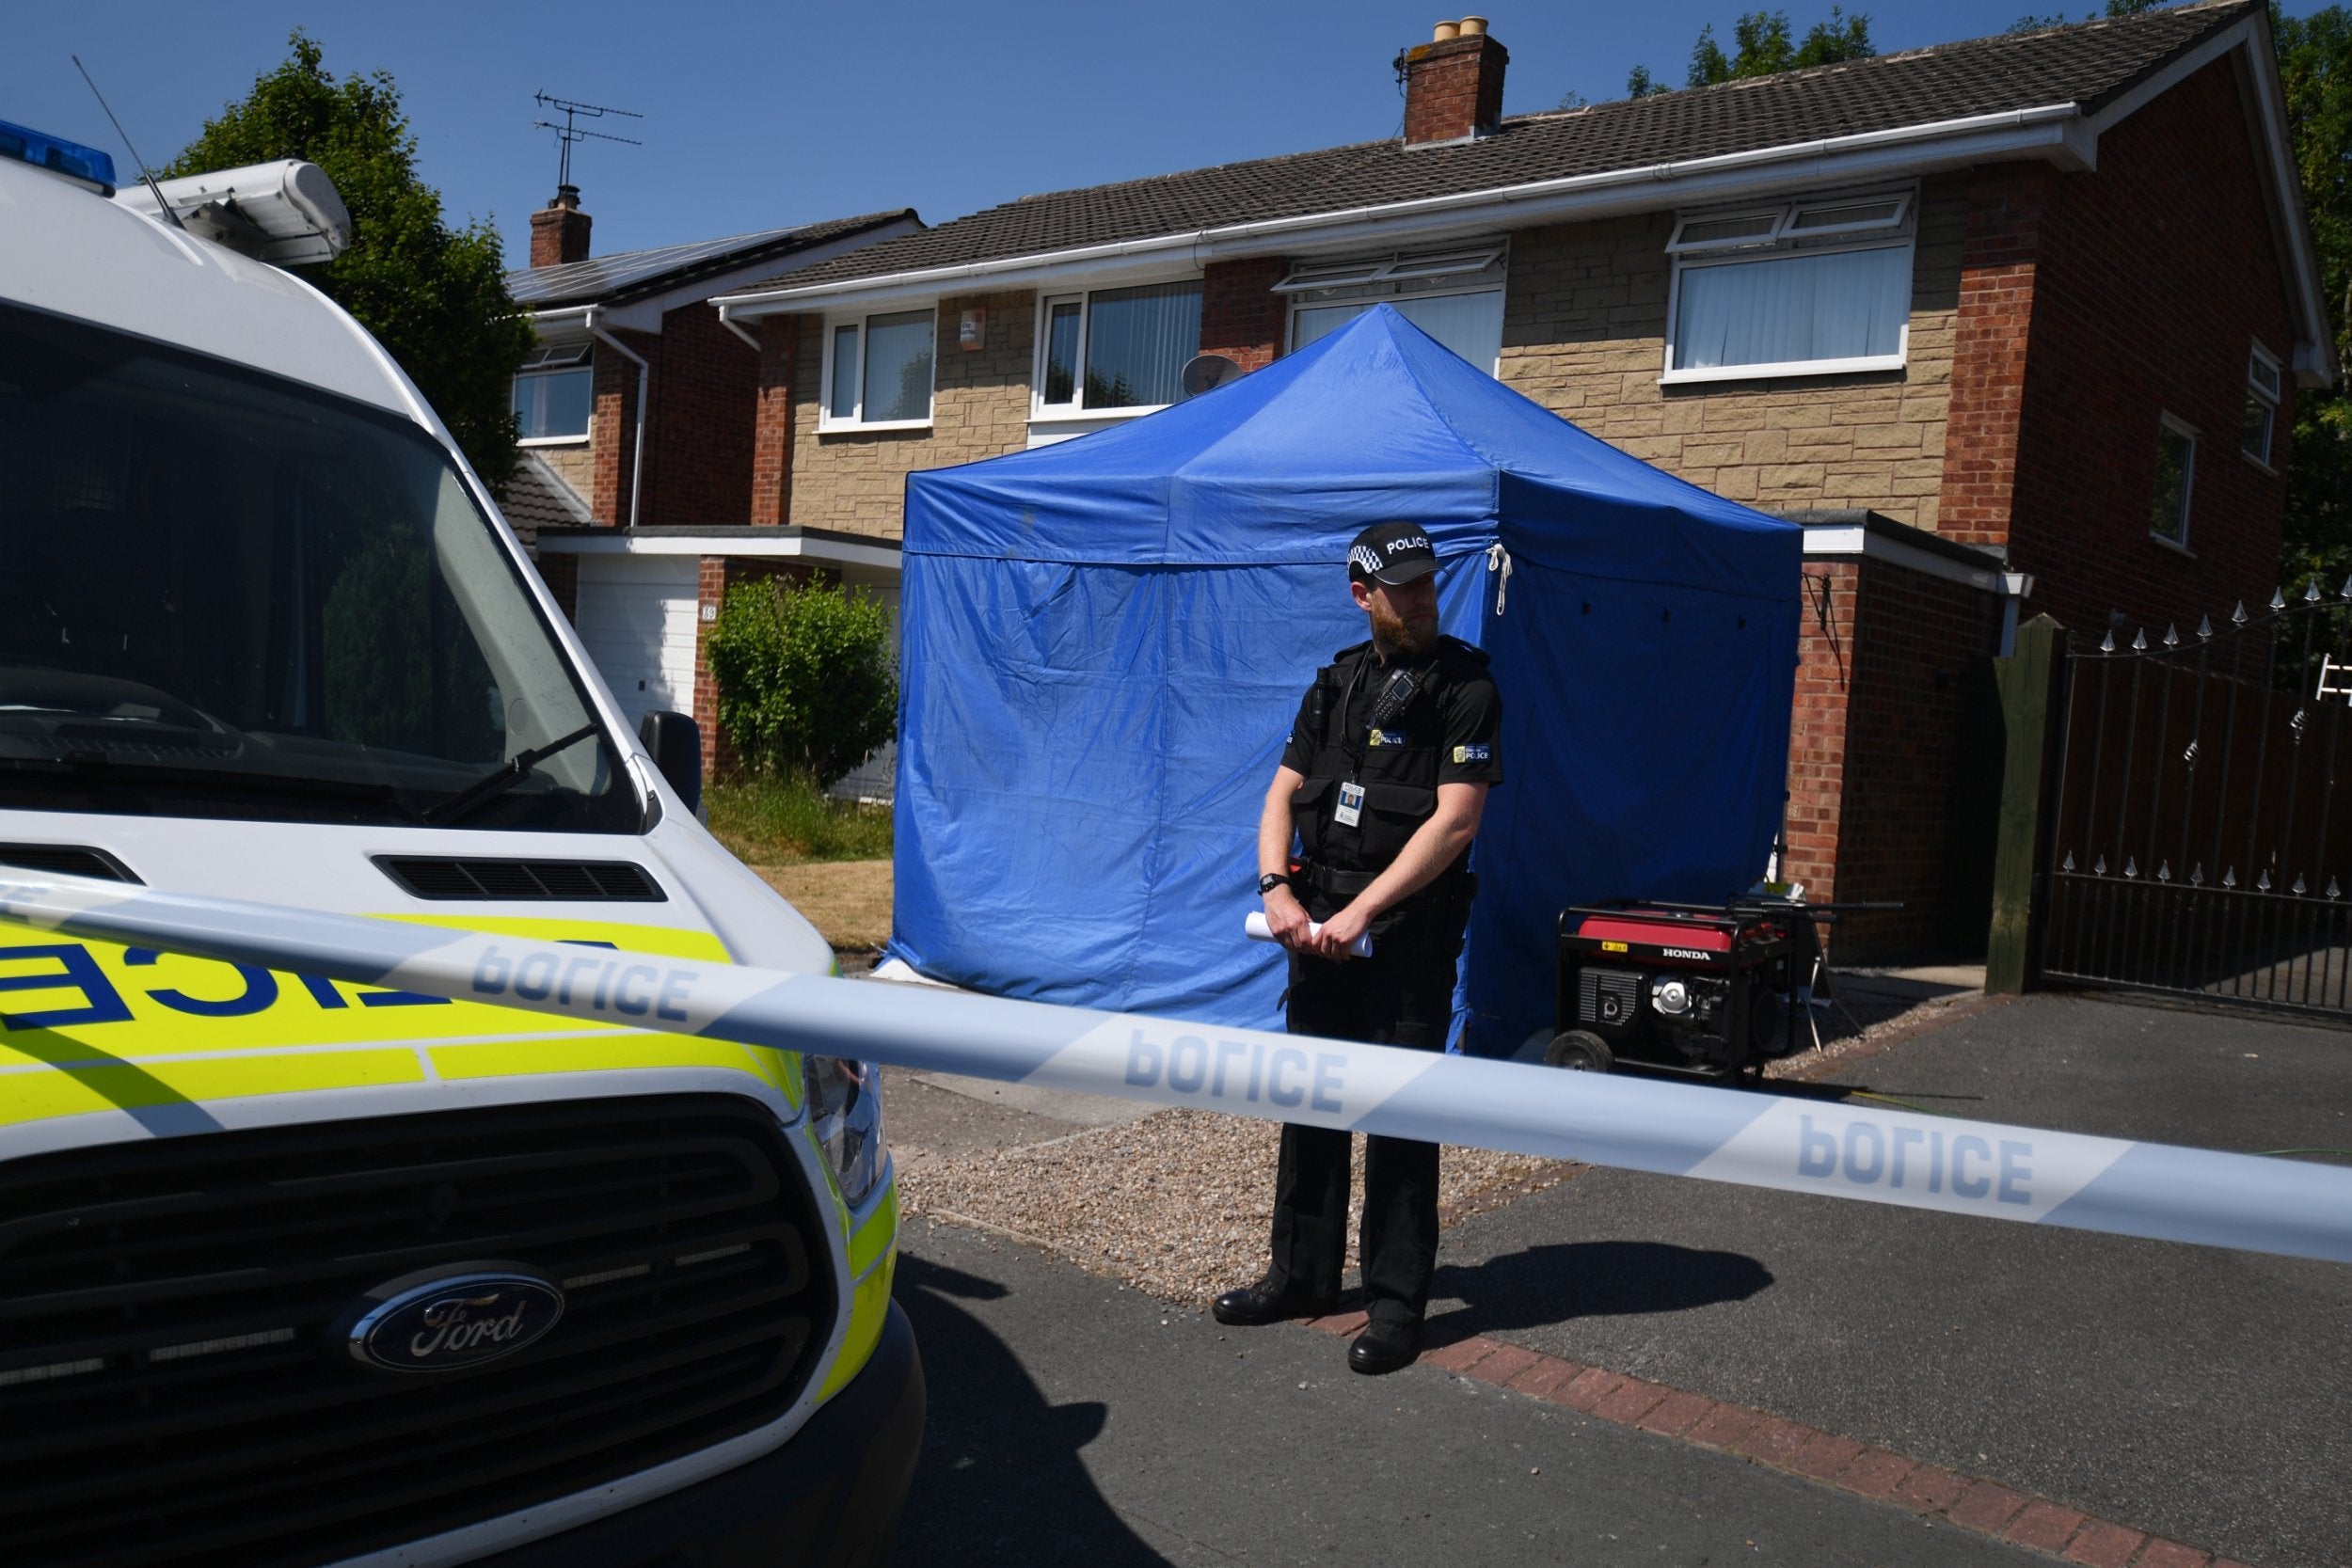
[1544,1029,1614,1073]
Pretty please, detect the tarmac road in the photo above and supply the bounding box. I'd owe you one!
[883,992,2351,1568]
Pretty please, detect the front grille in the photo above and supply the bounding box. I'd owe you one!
[373,855,664,901]
[0,1095,834,1568]
[0,843,139,882]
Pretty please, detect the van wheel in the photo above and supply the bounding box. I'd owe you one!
[1545,1030,1613,1073]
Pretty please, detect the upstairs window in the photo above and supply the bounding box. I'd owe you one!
[1664,190,1915,383]
[1035,280,1203,415]
[1279,244,1506,372]
[2152,414,2197,550]
[822,309,936,430]
[2244,344,2282,466]
[512,344,592,442]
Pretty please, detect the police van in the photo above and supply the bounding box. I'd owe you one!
[0,122,920,1566]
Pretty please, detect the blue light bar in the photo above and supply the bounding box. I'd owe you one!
[0,119,117,190]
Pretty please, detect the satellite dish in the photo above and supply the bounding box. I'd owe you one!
[1179,354,1244,399]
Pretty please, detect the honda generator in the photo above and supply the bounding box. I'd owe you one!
[1550,899,1809,1079]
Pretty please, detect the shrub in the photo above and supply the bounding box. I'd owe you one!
[704,774,893,863]
[707,577,897,785]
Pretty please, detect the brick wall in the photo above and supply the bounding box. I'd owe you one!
[535,440,595,504]
[537,550,580,625]
[588,329,653,525]
[1784,555,2008,958]
[1402,35,1508,146]
[749,315,798,527]
[1497,174,1967,530]
[787,290,1037,537]
[1998,56,2296,639]
[641,302,759,528]
[1201,258,1289,372]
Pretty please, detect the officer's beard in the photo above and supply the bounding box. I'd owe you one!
[1369,597,1438,659]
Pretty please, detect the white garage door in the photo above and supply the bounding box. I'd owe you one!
[572,554,700,732]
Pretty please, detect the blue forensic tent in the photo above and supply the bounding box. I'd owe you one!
[888,306,1802,1057]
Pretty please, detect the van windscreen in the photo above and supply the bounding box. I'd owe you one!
[0,300,640,832]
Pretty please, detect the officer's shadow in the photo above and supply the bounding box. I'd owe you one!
[891,1255,1173,1568]
[1421,1240,1773,1345]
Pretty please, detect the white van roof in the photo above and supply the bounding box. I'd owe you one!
[0,155,414,417]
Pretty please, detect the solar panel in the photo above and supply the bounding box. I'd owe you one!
[506,227,809,304]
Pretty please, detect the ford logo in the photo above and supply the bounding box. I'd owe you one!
[343,1264,564,1373]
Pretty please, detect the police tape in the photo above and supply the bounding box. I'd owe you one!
[2,873,2347,1266]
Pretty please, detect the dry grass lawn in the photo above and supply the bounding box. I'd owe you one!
[755,859,893,951]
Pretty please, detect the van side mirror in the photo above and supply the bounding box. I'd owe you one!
[637,711,701,816]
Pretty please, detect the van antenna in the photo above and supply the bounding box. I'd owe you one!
[72,54,183,229]
[532,92,643,189]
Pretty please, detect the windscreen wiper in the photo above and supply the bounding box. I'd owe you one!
[421,723,602,826]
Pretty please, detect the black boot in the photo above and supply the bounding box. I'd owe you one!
[1211,1275,1339,1326]
[1347,1316,1421,1375]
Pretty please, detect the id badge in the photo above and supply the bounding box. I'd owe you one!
[1334,780,1365,828]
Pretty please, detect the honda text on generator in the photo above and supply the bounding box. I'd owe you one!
[1547,898,1897,1079]
[0,122,918,1567]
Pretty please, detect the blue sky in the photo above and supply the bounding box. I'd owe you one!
[5,2,2323,266]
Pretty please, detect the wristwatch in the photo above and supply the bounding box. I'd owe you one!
[1258,872,1291,895]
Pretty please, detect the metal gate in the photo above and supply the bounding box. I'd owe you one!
[2041,583,2352,1020]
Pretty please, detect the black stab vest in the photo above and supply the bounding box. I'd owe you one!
[1292,636,1489,878]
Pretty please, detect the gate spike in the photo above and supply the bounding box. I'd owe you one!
[2294,873,2308,895]
[2233,600,2250,625]
[2061,850,2075,872]
[2131,628,2148,652]
[2157,861,2171,882]
[2223,866,2237,887]
[2124,856,2139,879]
[2271,586,2288,612]
[2340,575,2352,601]
[2330,877,2342,899]
[2190,863,2204,886]
[2183,737,2201,766]
[2095,854,2108,876]
[2294,706,2311,736]
[2258,869,2273,892]
[2163,624,2180,648]
[2197,614,2214,640]
[2100,630,2117,654]
[2308,579,2326,603]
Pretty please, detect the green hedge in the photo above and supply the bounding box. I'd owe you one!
[706,578,896,785]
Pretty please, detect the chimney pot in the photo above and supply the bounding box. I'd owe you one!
[1433,20,1460,40]
[1401,23,1508,147]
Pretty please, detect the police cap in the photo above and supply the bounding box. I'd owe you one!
[1345,522,1438,586]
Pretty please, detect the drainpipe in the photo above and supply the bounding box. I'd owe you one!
[1998,572,2036,657]
[584,306,649,531]
[716,303,763,354]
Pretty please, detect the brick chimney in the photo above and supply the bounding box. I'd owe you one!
[530,184,593,268]
[1400,17,1508,147]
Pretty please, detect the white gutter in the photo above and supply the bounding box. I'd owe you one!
[714,103,2089,317]
[717,308,764,353]
[1801,524,2012,595]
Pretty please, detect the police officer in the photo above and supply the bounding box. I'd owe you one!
[1213,521,1502,1375]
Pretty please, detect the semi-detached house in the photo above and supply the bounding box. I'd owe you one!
[559,2,2329,957]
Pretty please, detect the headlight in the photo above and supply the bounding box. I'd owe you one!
[804,1056,886,1207]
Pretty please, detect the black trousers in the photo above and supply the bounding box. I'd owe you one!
[1266,887,1469,1324]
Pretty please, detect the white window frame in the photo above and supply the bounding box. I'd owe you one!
[2244,342,2282,469]
[2152,412,2199,553]
[1279,243,1509,374]
[1661,188,1916,386]
[1030,273,1205,424]
[818,307,938,433]
[513,343,594,447]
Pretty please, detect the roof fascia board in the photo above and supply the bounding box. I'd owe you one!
[588,216,923,332]
[537,531,905,570]
[713,103,2088,317]
[1803,524,2010,594]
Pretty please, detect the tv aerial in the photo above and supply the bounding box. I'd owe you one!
[532,91,643,188]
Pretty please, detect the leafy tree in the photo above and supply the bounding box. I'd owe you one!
[167,32,532,496]
[1689,8,1874,87]
[707,578,897,786]
[2276,6,2352,589]
[1625,65,1669,99]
